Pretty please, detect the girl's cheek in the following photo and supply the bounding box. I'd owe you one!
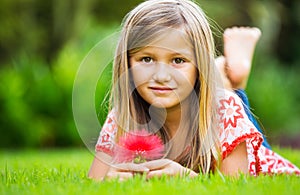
[131,66,154,84]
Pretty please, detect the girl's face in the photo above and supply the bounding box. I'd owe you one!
[129,29,197,109]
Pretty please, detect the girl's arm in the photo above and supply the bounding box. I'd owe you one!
[220,141,248,176]
[88,153,111,180]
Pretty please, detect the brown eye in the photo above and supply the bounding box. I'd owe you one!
[173,58,185,64]
[142,57,153,63]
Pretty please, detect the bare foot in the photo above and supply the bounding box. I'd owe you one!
[223,27,261,89]
[215,56,232,90]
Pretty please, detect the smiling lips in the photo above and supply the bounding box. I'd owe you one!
[149,86,175,94]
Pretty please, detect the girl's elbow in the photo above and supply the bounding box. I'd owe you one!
[88,156,110,181]
[87,170,105,181]
[220,142,249,176]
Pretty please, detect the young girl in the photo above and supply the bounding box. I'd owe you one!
[89,0,300,180]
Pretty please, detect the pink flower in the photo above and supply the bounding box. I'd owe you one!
[114,129,164,163]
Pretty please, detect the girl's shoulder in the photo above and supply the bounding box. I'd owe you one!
[216,88,264,173]
[216,88,261,139]
[215,88,251,129]
[216,88,239,100]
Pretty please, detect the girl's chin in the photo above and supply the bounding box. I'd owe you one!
[149,101,181,110]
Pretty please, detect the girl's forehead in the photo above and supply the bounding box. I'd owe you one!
[146,28,193,52]
[128,26,194,56]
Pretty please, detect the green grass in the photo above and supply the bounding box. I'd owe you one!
[0,147,299,195]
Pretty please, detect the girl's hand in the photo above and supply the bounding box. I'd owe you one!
[105,162,149,181]
[140,159,198,179]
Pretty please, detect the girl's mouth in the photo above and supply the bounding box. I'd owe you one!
[149,86,174,94]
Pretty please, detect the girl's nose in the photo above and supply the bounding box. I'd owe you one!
[152,63,171,83]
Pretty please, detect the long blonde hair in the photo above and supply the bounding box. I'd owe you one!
[110,0,220,174]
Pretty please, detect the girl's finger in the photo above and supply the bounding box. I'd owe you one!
[141,159,172,170]
[105,171,134,181]
[113,162,149,172]
[146,169,173,179]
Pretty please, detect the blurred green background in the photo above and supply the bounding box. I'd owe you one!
[0,0,299,149]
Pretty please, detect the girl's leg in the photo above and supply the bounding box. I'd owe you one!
[223,27,261,89]
[215,56,231,89]
[219,27,271,149]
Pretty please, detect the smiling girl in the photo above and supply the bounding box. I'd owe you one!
[88,0,300,181]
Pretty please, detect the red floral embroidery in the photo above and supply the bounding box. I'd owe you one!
[218,96,244,129]
[101,133,110,143]
[96,144,114,156]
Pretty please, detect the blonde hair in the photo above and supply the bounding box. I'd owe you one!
[110,0,220,174]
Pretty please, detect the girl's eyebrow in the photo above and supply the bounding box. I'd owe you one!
[172,50,194,59]
[135,48,194,59]
[128,50,152,57]
[134,51,153,56]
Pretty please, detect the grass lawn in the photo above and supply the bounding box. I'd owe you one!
[0,147,299,195]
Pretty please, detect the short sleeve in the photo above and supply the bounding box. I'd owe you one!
[95,110,118,156]
[217,89,264,175]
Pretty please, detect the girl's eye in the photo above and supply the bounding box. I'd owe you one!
[141,57,153,63]
[173,58,185,64]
